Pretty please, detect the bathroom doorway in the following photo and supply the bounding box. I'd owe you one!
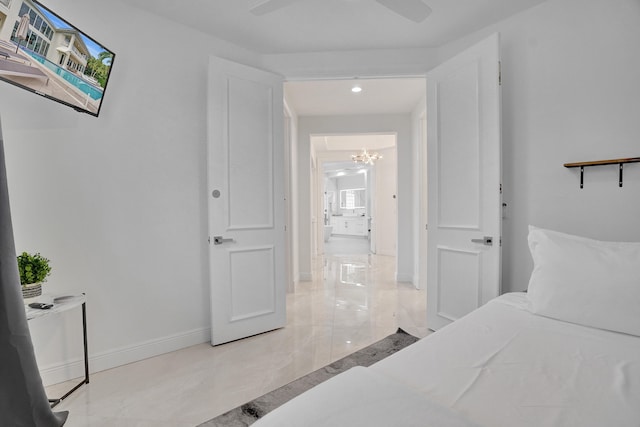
[312,133,397,258]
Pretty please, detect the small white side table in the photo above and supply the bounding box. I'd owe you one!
[25,294,89,408]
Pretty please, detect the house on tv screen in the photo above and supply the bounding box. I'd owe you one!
[0,0,112,114]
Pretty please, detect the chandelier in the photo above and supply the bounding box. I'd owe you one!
[351,148,382,165]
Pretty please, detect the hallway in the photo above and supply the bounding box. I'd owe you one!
[323,235,370,255]
[48,253,427,426]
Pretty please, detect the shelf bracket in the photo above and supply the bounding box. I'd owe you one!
[619,163,623,188]
[564,157,640,189]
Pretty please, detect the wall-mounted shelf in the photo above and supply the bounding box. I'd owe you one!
[564,157,640,188]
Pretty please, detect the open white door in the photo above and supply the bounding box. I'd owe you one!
[207,56,286,345]
[375,147,397,257]
[426,34,502,331]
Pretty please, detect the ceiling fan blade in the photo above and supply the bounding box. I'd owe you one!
[248,0,300,16]
[375,0,432,23]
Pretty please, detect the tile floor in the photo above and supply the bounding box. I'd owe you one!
[48,251,428,426]
[324,235,370,255]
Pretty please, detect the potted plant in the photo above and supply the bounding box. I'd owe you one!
[17,252,52,299]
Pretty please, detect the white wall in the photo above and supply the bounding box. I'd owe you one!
[1,0,261,384]
[435,0,640,291]
[296,116,413,282]
[273,0,640,295]
[337,174,365,192]
[326,177,338,194]
[3,0,639,386]
[261,47,440,80]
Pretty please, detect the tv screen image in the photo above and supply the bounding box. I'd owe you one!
[0,0,115,117]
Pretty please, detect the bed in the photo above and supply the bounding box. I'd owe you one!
[254,226,640,426]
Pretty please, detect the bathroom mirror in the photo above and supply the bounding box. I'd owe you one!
[340,188,365,209]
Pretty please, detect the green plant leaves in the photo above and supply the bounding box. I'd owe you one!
[17,252,52,285]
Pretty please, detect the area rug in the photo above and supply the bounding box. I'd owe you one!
[199,328,419,426]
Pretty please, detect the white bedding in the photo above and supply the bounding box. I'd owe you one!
[254,293,640,427]
[253,366,480,427]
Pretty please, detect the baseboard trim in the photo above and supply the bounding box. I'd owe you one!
[396,273,414,284]
[299,272,313,281]
[412,274,421,289]
[40,327,211,386]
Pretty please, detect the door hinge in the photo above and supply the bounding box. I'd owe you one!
[498,61,502,86]
[499,183,503,194]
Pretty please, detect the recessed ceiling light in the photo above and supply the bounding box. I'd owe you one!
[351,85,362,93]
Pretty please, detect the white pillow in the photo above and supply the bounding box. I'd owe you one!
[527,225,640,336]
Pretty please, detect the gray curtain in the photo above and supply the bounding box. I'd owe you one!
[0,117,68,426]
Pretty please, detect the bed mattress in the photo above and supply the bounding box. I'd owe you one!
[254,292,640,426]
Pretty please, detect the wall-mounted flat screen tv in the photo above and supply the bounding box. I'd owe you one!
[0,0,115,117]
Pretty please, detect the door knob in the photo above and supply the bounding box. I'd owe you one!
[213,236,235,245]
[471,236,493,246]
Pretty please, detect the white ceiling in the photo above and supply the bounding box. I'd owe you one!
[315,134,394,175]
[122,0,547,117]
[312,134,396,152]
[285,77,426,116]
[122,0,548,55]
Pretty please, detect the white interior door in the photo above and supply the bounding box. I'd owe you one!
[207,56,285,345]
[375,147,397,256]
[426,33,502,331]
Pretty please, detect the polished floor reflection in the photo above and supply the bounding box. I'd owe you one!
[49,253,427,427]
[324,235,370,255]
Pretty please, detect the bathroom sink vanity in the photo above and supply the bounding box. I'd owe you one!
[331,215,367,236]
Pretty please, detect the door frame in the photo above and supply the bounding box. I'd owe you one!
[282,77,426,287]
[310,133,398,261]
[283,101,294,293]
[279,58,498,318]
[417,109,428,291]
